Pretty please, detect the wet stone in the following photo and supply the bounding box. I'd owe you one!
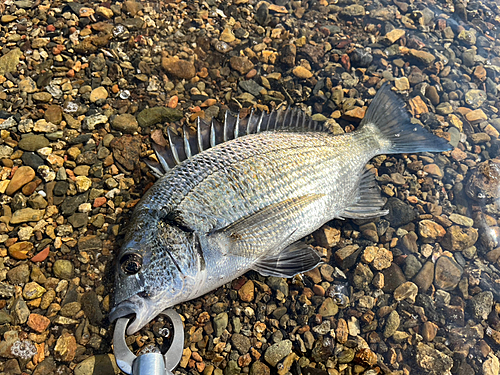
[74,354,121,375]
[18,135,49,152]
[11,208,44,224]
[27,313,50,333]
[213,312,228,337]
[318,298,338,317]
[416,343,453,375]
[419,220,446,242]
[413,261,435,292]
[111,113,139,134]
[382,263,406,292]
[250,361,270,375]
[7,263,30,285]
[161,56,196,80]
[81,290,104,325]
[441,225,478,252]
[53,260,74,279]
[231,333,251,355]
[54,332,77,362]
[384,198,417,227]
[264,340,292,367]
[383,310,400,338]
[68,213,88,228]
[393,281,418,302]
[470,291,493,321]
[434,256,462,291]
[230,56,254,75]
[404,254,422,279]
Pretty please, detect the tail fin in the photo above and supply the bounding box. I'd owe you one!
[360,84,452,154]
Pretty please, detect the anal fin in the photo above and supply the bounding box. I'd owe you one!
[342,168,388,219]
[253,242,323,278]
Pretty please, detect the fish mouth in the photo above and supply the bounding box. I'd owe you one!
[109,296,160,335]
[109,301,136,323]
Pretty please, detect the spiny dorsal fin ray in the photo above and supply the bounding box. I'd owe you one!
[147,107,328,176]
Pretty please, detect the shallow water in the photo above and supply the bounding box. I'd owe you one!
[1,0,500,374]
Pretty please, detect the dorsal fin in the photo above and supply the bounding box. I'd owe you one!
[147,107,329,176]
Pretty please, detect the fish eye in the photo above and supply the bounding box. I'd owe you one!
[120,253,143,275]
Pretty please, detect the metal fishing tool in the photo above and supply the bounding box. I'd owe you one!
[113,309,184,375]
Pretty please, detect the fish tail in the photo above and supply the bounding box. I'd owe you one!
[359,84,452,154]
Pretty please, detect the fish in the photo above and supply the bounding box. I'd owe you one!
[109,84,451,334]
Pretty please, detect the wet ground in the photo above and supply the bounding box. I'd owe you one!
[1,0,500,374]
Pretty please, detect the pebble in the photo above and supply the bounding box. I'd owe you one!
[413,261,434,292]
[18,135,49,151]
[416,343,453,374]
[111,114,139,134]
[213,312,228,337]
[393,281,418,302]
[23,282,46,300]
[231,333,251,355]
[230,56,255,75]
[27,313,50,333]
[161,55,196,80]
[361,246,392,270]
[441,225,478,251]
[54,332,77,362]
[470,291,493,320]
[53,260,74,279]
[383,310,400,338]
[292,66,313,79]
[74,354,120,375]
[238,280,254,302]
[434,255,463,290]
[421,321,438,342]
[318,298,338,317]
[264,340,292,367]
[419,220,446,241]
[89,87,108,103]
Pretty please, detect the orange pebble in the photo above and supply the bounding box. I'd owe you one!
[168,96,178,108]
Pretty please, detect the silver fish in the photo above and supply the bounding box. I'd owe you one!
[110,84,451,334]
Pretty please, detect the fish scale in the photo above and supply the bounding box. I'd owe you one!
[110,84,452,335]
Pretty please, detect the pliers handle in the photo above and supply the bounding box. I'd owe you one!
[113,309,184,375]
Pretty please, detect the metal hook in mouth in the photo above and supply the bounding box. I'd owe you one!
[113,309,184,375]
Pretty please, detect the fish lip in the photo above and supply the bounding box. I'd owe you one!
[109,301,136,323]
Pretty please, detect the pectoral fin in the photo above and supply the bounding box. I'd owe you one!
[212,194,325,257]
[253,241,323,278]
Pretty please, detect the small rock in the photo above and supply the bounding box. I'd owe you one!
[53,260,74,279]
[230,56,254,75]
[89,87,108,103]
[394,77,410,91]
[27,313,50,333]
[264,340,292,367]
[413,261,434,291]
[8,241,33,260]
[54,332,77,362]
[434,255,462,290]
[292,66,313,79]
[393,281,418,302]
[416,343,453,375]
[111,114,139,134]
[419,220,446,242]
[23,282,46,300]
[409,49,436,66]
[238,280,254,302]
[421,321,438,342]
[470,291,493,320]
[441,225,478,251]
[18,135,49,151]
[318,298,338,317]
[465,109,487,123]
[213,312,228,337]
[231,333,251,355]
[383,310,400,338]
[161,55,196,79]
[74,354,121,375]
